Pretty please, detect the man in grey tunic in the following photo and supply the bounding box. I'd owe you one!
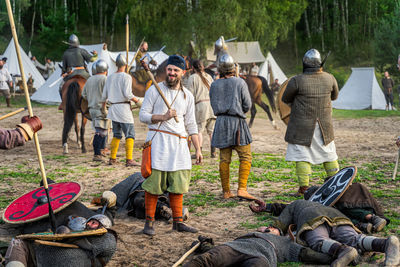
[283,49,340,195]
[82,59,110,162]
[210,54,255,200]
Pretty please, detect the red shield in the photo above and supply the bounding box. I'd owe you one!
[2,182,82,224]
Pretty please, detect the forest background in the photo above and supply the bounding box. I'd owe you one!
[0,0,399,89]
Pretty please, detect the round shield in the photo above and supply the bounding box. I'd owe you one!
[277,78,291,125]
[308,166,357,207]
[3,182,82,224]
[80,98,91,121]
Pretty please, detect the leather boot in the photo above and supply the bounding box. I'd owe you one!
[219,162,234,199]
[173,221,198,233]
[384,236,400,266]
[210,146,216,158]
[370,214,387,232]
[143,220,155,236]
[6,98,11,107]
[355,222,373,234]
[294,186,309,196]
[237,161,256,200]
[329,244,359,267]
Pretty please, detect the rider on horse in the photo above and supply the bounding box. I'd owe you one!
[59,34,98,101]
[133,41,157,90]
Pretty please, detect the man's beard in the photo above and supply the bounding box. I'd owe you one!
[166,75,180,88]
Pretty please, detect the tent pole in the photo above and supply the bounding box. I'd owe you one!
[5,0,57,233]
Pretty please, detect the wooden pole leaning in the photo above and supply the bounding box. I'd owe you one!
[392,148,400,181]
[140,61,179,123]
[125,14,129,73]
[127,37,145,72]
[5,0,57,233]
[0,107,27,121]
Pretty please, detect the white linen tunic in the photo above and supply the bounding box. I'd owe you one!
[101,72,135,124]
[139,82,198,172]
[286,122,337,164]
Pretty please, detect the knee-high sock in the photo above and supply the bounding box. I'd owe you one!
[296,161,311,187]
[110,137,120,159]
[219,162,230,192]
[93,134,102,155]
[145,192,158,221]
[101,135,107,149]
[323,160,339,177]
[238,161,252,190]
[169,193,183,222]
[125,138,134,160]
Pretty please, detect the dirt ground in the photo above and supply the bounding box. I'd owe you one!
[0,106,399,266]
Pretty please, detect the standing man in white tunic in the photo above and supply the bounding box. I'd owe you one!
[282,49,339,196]
[139,55,202,236]
[101,54,141,167]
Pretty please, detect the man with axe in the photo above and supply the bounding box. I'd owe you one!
[139,55,202,236]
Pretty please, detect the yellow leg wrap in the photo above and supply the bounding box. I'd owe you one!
[110,137,120,160]
[219,162,230,193]
[125,138,134,160]
[323,160,339,177]
[296,161,311,187]
[238,161,251,190]
[145,80,152,90]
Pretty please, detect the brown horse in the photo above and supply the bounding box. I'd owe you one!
[130,60,168,97]
[243,75,277,128]
[60,76,88,154]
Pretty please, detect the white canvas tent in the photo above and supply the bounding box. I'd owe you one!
[206,41,265,64]
[2,38,45,89]
[258,52,287,84]
[332,67,386,110]
[31,44,169,105]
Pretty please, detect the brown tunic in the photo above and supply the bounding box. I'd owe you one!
[282,70,338,146]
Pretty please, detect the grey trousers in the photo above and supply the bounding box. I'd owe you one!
[303,223,364,251]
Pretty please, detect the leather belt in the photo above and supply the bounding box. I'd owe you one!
[149,129,187,139]
[195,99,210,105]
[73,66,85,70]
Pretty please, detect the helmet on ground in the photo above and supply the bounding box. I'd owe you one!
[217,53,235,74]
[68,34,80,47]
[86,214,112,229]
[96,59,108,73]
[303,49,321,68]
[67,216,86,231]
[116,54,126,68]
[91,62,97,75]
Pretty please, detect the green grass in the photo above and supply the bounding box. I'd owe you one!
[333,109,400,119]
[0,95,51,108]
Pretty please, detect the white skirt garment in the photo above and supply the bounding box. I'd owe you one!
[285,123,338,165]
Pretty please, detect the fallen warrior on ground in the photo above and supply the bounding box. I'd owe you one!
[250,182,389,234]
[251,199,399,266]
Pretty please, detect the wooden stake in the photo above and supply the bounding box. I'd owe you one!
[392,148,400,181]
[0,107,27,121]
[172,242,200,267]
[5,0,57,233]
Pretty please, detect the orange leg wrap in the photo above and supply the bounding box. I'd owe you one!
[145,192,158,221]
[169,193,183,222]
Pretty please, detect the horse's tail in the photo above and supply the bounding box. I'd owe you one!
[258,75,276,113]
[62,82,79,141]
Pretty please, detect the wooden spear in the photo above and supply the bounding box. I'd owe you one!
[5,0,57,233]
[125,14,129,73]
[0,107,27,121]
[141,61,179,123]
[392,148,400,181]
[172,242,200,267]
[127,37,145,72]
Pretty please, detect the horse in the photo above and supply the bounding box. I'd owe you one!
[243,75,277,129]
[130,60,168,97]
[60,76,88,154]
